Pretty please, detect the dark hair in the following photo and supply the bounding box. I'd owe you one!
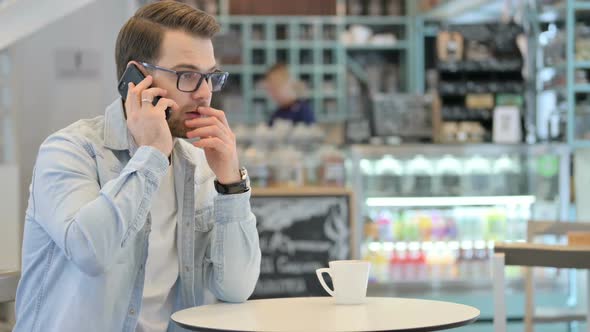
[115,1,220,78]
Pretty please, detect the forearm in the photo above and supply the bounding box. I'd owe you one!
[206,191,261,302]
[34,137,168,276]
[67,146,168,273]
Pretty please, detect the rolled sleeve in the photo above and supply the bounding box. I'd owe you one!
[207,189,261,302]
[213,190,252,224]
[125,146,169,180]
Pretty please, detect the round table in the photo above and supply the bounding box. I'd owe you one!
[171,297,480,332]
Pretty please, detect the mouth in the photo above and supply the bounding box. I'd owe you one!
[185,110,204,120]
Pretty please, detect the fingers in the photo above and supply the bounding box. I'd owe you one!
[141,87,168,103]
[185,115,230,138]
[124,82,137,116]
[185,115,223,129]
[195,106,230,129]
[186,125,231,143]
[128,75,153,102]
[154,97,180,114]
[126,76,153,116]
[192,137,230,154]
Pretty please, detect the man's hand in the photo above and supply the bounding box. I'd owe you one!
[185,106,241,184]
[125,75,179,157]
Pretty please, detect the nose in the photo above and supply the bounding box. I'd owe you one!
[191,78,212,100]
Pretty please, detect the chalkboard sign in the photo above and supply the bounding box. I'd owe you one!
[249,188,353,299]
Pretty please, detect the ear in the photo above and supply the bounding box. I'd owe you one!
[127,60,149,77]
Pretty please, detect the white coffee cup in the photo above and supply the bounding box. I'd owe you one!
[315,260,371,305]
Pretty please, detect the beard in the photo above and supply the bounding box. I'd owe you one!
[167,101,209,138]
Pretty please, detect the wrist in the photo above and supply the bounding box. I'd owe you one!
[148,143,171,158]
[216,166,241,184]
[217,173,241,185]
[214,167,250,195]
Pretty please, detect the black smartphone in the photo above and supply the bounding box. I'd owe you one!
[117,64,171,120]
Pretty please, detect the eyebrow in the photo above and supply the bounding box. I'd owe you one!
[172,63,218,72]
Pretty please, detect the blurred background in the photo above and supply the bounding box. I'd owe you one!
[2,0,590,331]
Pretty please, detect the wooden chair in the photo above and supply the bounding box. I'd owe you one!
[494,220,590,332]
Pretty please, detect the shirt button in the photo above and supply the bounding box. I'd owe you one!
[185,266,190,272]
[129,308,135,316]
[139,264,144,270]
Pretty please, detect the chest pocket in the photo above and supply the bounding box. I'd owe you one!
[195,205,214,232]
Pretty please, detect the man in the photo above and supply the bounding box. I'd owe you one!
[263,63,315,127]
[13,2,261,332]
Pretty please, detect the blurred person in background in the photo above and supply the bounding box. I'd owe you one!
[13,2,260,332]
[263,63,316,126]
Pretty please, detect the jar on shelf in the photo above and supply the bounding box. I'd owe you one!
[360,158,377,196]
[462,155,492,196]
[403,155,435,197]
[492,154,522,196]
[318,145,346,187]
[374,154,404,196]
[242,146,270,188]
[270,145,304,187]
[435,154,463,196]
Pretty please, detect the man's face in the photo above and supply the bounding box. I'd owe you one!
[150,29,217,138]
[263,73,293,105]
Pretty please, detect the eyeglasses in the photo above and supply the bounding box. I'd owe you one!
[140,62,229,92]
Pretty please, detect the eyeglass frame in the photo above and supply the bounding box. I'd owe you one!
[139,61,229,93]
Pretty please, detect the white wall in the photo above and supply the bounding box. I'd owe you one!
[0,0,96,51]
[10,0,130,264]
[0,165,18,271]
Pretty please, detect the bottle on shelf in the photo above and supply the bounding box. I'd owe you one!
[375,210,394,242]
[457,241,474,279]
[484,208,507,242]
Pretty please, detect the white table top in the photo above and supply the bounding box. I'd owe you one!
[171,297,480,332]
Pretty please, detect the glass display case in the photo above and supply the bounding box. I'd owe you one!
[348,144,572,325]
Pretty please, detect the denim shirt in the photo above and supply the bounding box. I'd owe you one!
[13,99,261,332]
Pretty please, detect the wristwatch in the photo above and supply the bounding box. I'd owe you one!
[214,167,250,195]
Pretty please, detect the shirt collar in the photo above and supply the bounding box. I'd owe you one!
[103,98,134,152]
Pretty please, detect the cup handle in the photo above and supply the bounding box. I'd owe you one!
[315,268,335,297]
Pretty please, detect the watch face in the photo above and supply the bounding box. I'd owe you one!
[240,167,248,180]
